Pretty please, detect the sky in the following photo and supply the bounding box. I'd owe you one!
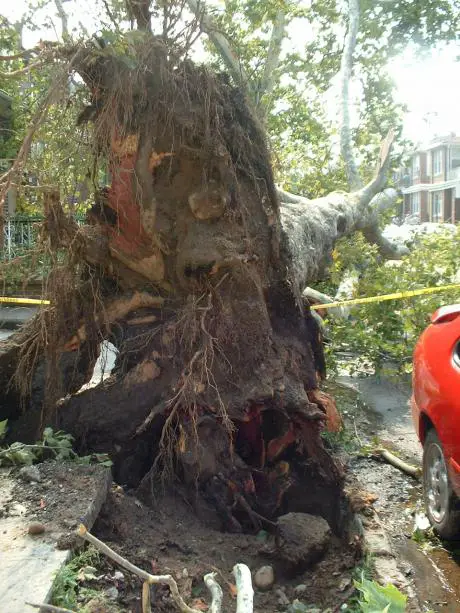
[388,44,460,145]
[3,0,460,146]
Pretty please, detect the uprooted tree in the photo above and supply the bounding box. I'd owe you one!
[0,0,437,533]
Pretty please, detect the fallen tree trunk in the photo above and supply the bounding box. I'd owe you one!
[0,35,391,536]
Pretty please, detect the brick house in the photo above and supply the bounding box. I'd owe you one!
[400,134,460,223]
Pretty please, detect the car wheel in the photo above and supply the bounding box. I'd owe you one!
[423,428,460,539]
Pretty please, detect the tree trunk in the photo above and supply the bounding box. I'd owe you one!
[0,40,356,533]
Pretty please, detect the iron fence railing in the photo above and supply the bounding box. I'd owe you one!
[1,215,85,261]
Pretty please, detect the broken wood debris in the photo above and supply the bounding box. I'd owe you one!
[77,524,256,613]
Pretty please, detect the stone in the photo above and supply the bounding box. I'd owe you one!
[338,577,352,592]
[113,570,125,581]
[276,513,331,569]
[19,465,41,483]
[254,565,275,590]
[275,588,290,606]
[293,584,307,595]
[28,522,45,535]
[287,600,320,613]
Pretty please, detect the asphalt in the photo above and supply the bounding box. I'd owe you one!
[341,373,460,612]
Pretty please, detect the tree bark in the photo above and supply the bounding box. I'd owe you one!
[339,0,361,191]
[0,40,351,533]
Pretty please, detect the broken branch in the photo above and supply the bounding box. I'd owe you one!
[77,524,202,613]
[204,572,223,613]
[374,448,421,479]
[233,564,253,613]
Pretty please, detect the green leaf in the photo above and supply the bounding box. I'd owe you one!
[0,419,8,441]
[354,578,407,613]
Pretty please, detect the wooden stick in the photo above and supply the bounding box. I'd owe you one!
[375,448,421,479]
[142,580,151,613]
[77,525,201,613]
[204,572,223,613]
[233,564,253,613]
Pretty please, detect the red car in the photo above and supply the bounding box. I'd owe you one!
[412,304,460,539]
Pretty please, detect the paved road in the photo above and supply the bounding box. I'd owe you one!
[340,374,460,612]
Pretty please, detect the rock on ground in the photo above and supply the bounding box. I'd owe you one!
[19,465,41,483]
[276,513,331,570]
[254,565,275,590]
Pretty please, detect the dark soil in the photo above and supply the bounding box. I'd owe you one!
[2,461,110,548]
[90,487,359,613]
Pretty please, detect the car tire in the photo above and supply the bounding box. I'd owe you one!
[423,428,460,539]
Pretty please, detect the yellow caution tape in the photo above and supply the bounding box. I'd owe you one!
[0,297,50,305]
[1,282,459,310]
[309,283,460,311]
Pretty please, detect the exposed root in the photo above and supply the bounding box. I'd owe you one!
[63,292,164,351]
[204,572,223,613]
[77,525,253,613]
[233,564,254,613]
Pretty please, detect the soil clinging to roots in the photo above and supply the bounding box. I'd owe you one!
[0,36,346,536]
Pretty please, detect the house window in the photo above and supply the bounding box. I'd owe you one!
[433,149,443,176]
[411,192,420,215]
[431,192,443,222]
[412,155,420,177]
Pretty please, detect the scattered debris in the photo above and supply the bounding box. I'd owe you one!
[78,523,255,613]
[104,586,118,601]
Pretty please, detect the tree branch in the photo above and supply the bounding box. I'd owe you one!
[279,132,405,290]
[102,0,121,32]
[233,564,253,613]
[0,49,84,210]
[357,128,395,205]
[54,0,70,42]
[0,49,37,61]
[257,9,286,109]
[77,524,202,613]
[204,572,223,613]
[339,0,361,190]
[185,0,251,92]
[0,60,48,78]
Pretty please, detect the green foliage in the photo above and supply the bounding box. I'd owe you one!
[203,0,458,197]
[0,419,7,441]
[51,545,103,610]
[0,423,113,467]
[0,427,77,466]
[354,577,407,613]
[320,228,460,374]
[1,0,459,215]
